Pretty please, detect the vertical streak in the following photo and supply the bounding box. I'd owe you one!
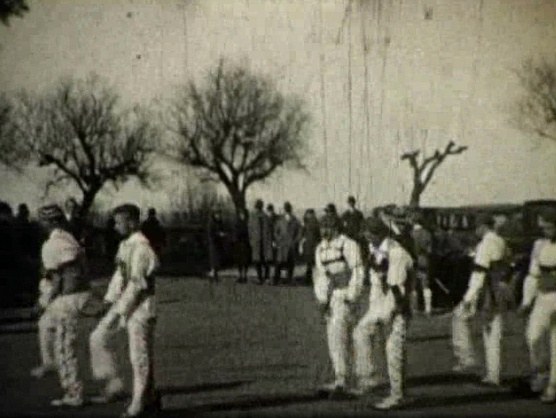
[347,0,353,194]
[319,1,329,199]
[360,0,371,209]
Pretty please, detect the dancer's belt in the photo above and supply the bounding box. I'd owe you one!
[538,264,556,293]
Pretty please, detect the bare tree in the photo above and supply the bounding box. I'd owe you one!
[10,75,158,220]
[401,141,468,207]
[168,59,309,215]
[0,94,24,170]
[0,0,28,26]
[515,58,556,142]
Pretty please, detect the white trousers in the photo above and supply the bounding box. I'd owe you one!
[526,292,556,391]
[353,310,407,398]
[49,292,91,401]
[452,303,503,382]
[37,306,56,369]
[325,293,356,387]
[90,305,156,409]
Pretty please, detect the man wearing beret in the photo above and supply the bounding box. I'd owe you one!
[313,213,365,398]
[38,204,91,407]
[519,207,556,403]
[352,216,414,410]
[89,204,160,417]
[452,213,512,386]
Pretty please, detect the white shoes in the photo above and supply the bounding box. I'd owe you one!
[374,394,405,410]
[50,396,83,407]
[349,381,381,396]
[30,365,56,378]
[540,386,556,404]
[480,376,501,387]
[452,362,477,373]
[89,378,126,404]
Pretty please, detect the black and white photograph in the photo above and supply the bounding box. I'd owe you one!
[0,0,555,417]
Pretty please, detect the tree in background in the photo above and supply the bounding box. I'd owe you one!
[401,141,468,207]
[515,57,556,143]
[0,0,28,26]
[168,59,309,215]
[8,75,158,223]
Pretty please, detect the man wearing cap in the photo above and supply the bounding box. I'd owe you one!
[519,207,556,403]
[313,213,365,398]
[89,204,160,417]
[248,199,273,284]
[352,216,414,409]
[38,204,91,407]
[452,213,512,386]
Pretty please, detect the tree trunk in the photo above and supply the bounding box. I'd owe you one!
[409,184,422,208]
[79,187,100,224]
[227,184,247,217]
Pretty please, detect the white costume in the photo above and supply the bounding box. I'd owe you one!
[90,231,159,415]
[452,230,510,384]
[353,237,413,407]
[42,228,90,405]
[31,278,57,377]
[313,234,364,390]
[521,238,556,400]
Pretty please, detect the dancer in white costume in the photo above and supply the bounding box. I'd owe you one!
[89,204,160,418]
[452,213,512,385]
[519,207,556,403]
[313,213,365,398]
[38,204,91,407]
[352,216,414,410]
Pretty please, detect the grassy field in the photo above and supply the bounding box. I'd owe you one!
[0,273,554,417]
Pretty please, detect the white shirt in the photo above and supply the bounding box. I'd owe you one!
[522,238,556,306]
[463,231,507,304]
[41,228,81,271]
[368,238,413,320]
[313,234,364,304]
[105,231,159,319]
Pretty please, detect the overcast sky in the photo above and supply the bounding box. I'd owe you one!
[1,0,555,214]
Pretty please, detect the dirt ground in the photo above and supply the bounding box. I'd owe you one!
[0,273,554,417]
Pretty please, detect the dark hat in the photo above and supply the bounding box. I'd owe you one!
[320,213,340,229]
[38,204,65,222]
[347,195,356,204]
[539,207,556,226]
[365,216,389,235]
[324,203,337,214]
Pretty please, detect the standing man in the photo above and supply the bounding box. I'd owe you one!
[452,213,512,386]
[38,204,91,407]
[30,276,57,379]
[300,209,321,285]
[89,204,160,417]
[273,202,302,285]
[266,204,278,278]
[352,216,414,409]
[341,196,364,242]
[519,207,556,403]
[313,213,365,398]
[141,208,167,259]
[410,211,434,315]
[248,200,273,284]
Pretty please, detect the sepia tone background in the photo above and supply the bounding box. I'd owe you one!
[0,0,555,213]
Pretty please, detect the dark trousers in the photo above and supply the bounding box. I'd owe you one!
[274,255,294,284]
[255,262,270,283]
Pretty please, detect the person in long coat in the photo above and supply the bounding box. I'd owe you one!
[300,209,321,285]
[273,202,302,285]
[207,209,225,282]
[234,209,251,283]
[248,199,273,284]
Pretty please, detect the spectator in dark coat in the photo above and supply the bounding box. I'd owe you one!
[141,208,167,258]
[14,204,41,302]
[300,209,321,285]
[248,199,273,284]
[234,209,251,283]
[273,202,302,285]
[341,195,364,241]
[207,208,225,282]
[0,201,17,307]
[266,203,278,271]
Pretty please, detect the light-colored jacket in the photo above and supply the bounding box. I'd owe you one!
[522,238,556,306]
[104,231,159,321]
[313,234,364,305]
